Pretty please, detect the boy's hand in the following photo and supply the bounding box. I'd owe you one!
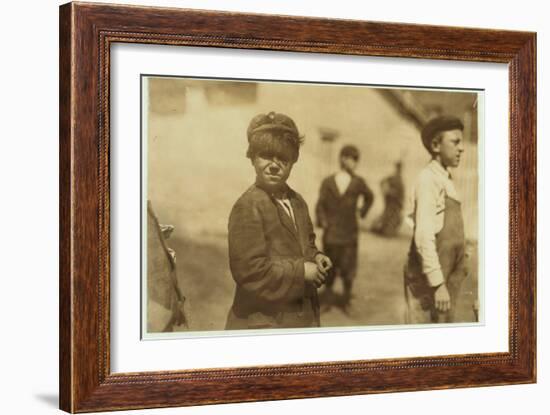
[434,283,451,312]
[314,253,333,275]
[304,261,326,288]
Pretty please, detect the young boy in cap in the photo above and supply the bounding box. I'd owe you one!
[315,145,374,314]
[225,112,332,330]
[404,115,469,323]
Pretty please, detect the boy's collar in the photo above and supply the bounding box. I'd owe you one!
[428,159,452,179]
[255,181,295,199]
[338,166,356,176]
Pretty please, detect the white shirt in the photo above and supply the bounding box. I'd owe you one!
[334,170,352,195]
[408,160,460,287]
[276,197,297,229]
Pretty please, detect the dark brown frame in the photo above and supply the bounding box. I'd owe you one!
[59,2,536,412]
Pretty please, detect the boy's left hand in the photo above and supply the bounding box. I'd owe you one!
[315,253,333,275]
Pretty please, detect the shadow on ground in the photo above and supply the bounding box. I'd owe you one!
[34,393,58,408]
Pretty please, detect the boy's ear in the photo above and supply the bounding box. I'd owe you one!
[430,138,441,154]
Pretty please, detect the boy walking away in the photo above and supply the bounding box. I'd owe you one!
[225,112,332,330]
[404,115,470,324]
[372,160,405,237]
[316,145,374,314]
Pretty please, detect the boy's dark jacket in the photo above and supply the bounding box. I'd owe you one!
[226,183,321,330]
[316,174,374,245]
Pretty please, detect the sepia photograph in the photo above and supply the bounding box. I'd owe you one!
[142,75,482,337]
[52,2,538,412]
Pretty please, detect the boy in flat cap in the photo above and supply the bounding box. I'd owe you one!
[315,145,374,314]
[225,112,332,330]
[404,115,469,323]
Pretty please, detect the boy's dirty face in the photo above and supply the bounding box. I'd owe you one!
[340,155,358,173]
[252,151,294,191]
[432,129,464,168]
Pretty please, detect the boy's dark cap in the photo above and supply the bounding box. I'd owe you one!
[421,115,464,151]
[247,111,300,142]
[340,144,360,159]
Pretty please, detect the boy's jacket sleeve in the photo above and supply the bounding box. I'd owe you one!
[228,200,305,303]
[359,178,374,218]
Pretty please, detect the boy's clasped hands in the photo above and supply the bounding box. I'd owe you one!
[304,253,333,288]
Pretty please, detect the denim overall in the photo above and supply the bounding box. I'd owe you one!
[404,196,469,323]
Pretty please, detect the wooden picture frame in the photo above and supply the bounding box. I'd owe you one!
[59,2,536,412]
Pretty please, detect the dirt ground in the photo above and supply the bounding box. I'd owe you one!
[171,228,478,332]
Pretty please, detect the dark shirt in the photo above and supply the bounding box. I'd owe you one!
[316,174,374,245]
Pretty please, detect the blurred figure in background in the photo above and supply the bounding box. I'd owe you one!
[316,145,374,314]
[372,160,405,237]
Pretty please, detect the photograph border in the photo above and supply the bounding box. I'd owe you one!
[139,73,485,340]
[59,2,536,412]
